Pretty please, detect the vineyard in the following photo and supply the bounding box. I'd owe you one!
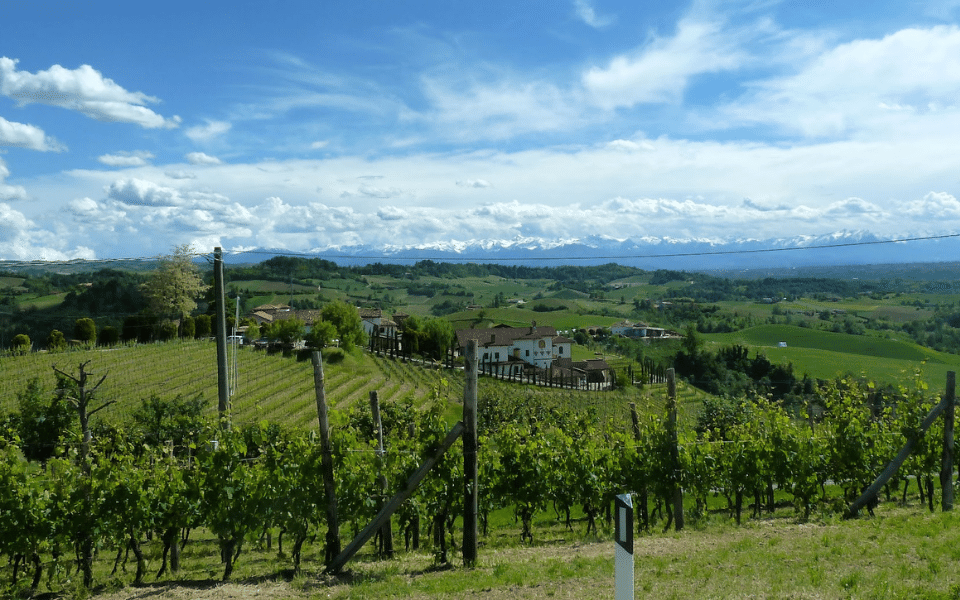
[1,335,957,597]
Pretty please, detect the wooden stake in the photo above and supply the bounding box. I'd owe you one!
[326,422,464,575]
[214,247,230,429]
[370,391,393,557]
[666,368,683,531]
[463,340,479,567]
[312,351,341,564]
[943,371,956,511]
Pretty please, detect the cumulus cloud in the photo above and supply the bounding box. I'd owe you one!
[310,140,329,149]
[903,191,960,219]
[186,151,223,165]
[185,119,231,142]
[97,150,154,167]
[0,57,180,128]
[0,202,96,260]
[107,178,184,207]
[0,115,64,151]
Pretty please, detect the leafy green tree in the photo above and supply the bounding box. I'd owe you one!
[98,325,120,346]
[421,318,454,360]
[194,313,212,338]
[180,315,196,339]
[306,320,338,348]
[74,317,97,345]
[145,245,208,330]
[264,318,305,345]
[321,300,365,351]
[47,329,67,352]
[11,333,30,354]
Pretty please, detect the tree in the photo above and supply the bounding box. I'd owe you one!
[144,245,208,330]
[47,329,67,352]
[421,318,454,360]
[321,300,365,351]
[11,333,30,354]
[194,314,212,338]
[264,318,305,345]
[74,318,97,345]
[306,320,338,348]
[180,316,196,339]
[98,325,120,346]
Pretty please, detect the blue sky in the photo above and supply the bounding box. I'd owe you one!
[2,0,960,261]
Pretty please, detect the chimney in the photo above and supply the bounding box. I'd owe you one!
[490,334,496,344]
[530,320,536,334]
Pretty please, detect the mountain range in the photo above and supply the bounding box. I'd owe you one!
[228,230,960,272]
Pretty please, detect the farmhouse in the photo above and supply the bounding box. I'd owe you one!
[610,320,668,339]
[456,323,573,375]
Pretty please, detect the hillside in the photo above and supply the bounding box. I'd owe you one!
[703,324,960,387]
[0,340,703,430]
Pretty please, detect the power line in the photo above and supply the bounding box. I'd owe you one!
[228,232,960,262]
[0,232,957,268]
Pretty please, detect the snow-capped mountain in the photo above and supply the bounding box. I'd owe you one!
[227,230,960,270]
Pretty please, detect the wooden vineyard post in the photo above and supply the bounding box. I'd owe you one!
[848,388,952,517]
[326,422,464,575]
[312,351,341,565]
[630,402,649,531]
[943,371,956,512]
[667,368,684,531]
[463,340,479,567]
[370,391,394,557]
[214,246,230,429]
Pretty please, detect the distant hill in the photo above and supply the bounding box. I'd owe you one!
[222,230,960,271]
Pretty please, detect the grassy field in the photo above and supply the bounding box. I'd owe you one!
[703,324,960,388]
[40,502,960,600]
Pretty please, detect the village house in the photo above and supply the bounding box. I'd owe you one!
[454,322,579,376]
[610,320,668,339]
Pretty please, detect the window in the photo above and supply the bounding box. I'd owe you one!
[526,349,530,356]
[483,352,488,359]
[558,346,563,354]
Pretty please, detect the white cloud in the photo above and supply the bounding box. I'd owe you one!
[310,140,329,150]
[107,178,184,207]
[97,150,155,167]
[0,115,64,151]
[420,72,583,140]
[185,119,231,142]
[0,57,180,128]
[165,170,197,180]
[573,0,614,28]
[0,157,27,201]
[903,191,960,219]
[0,202,95,260]
[456,179,492,188]
[186,152,223,165]
[720,25,960,137]
[583,16,747,108]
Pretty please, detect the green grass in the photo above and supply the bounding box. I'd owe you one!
[703,324,960,387]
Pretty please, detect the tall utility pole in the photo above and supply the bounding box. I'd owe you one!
[214,247,230,429]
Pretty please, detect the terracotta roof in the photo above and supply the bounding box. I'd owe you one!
[456,325,558,348]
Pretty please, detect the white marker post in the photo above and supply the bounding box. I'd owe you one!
[614,493,634,600]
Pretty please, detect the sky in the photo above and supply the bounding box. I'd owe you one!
[2,0,960,262]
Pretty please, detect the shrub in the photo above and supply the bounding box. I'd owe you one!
[98,325,120,346]
[74,318,97,345]
[47,329,67,352]
[11,333,31,354]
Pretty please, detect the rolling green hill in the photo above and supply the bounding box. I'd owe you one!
[704,324,960,387]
